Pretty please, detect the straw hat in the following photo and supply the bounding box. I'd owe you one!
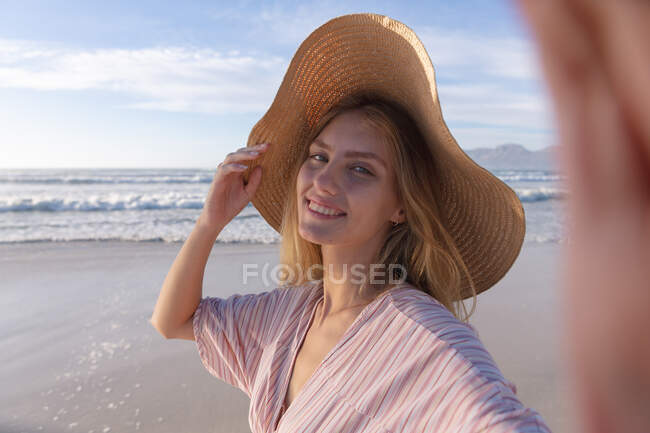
[242,13,526,299]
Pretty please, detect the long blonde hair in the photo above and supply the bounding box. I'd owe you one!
[277,92,477,322]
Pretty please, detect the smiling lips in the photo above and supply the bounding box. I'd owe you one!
[305,198,346,217]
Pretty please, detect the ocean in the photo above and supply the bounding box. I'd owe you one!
[0,168,568,245]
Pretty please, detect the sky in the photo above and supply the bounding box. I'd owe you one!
[0,0,557,169]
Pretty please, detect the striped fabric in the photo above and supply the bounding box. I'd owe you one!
[192,280,552,432]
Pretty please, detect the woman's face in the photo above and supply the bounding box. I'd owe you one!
[296,109,403,247]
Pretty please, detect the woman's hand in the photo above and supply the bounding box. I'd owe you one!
[197,142,269,231]
[513,1,650,432]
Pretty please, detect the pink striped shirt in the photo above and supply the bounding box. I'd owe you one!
[192,280,551,432]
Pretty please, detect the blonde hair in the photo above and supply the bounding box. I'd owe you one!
[277,92,477,322]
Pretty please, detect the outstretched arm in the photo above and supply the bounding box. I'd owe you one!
[512,1,650,433]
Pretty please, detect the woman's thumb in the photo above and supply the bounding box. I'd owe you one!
[244,165,263,199]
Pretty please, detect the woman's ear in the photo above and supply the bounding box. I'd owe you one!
[391,208,406,224]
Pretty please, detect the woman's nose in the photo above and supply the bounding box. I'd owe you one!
[312,164,340,196]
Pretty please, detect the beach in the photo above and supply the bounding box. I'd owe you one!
[0,239,572,433]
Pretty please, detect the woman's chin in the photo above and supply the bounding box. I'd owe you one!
[298,226,346,245]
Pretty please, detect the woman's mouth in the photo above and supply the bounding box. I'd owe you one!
[305,198,347,219]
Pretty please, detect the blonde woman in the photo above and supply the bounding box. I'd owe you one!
[151,13,553,432]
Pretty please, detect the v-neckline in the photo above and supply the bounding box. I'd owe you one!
[272,281,409,432]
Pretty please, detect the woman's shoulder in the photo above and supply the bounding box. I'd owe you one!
[384,282,475,334]
[385,283,510,386]
[269,279,322,311]
[206,280,319,320]
[275,279,321,298]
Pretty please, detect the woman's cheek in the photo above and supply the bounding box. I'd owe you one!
[297,164,315,186]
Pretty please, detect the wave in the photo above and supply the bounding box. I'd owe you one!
[0,235,559,245]
[0,236,281,245]
[0,194,207,212]
[0,186,565,213]
[0,194,260,213]
[0,173,213,184]
[2,168,565,185]
[515,186,567,202]
[493,170,564,182]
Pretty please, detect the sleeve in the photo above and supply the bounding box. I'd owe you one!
[192,288,285,397]
[405,370,553,433]
[441,322,553,432]
[458,379,553,433]
[398,319,553,432]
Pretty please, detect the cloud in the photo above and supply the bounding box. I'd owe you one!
[416,26,542,81]
[438,82,553,132]
[411,26,553,136]
[0,24,553,145]
[206,0,349,47]
[0,38,288,114]
[221,4,543,81]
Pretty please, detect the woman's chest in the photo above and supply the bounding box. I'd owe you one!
[246,295,407,433]
[284,325,344,408]
[278,335,393,433]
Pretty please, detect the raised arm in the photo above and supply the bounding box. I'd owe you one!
[149,219,223,339]
[149,142,269,339]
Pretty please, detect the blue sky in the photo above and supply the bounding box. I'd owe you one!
[0,0,556,169]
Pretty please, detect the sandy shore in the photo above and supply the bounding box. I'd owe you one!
[0,240,572,432]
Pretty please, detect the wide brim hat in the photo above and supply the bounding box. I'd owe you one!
[242,13,526,299]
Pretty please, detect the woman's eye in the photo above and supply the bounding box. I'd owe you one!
[353,166,373,175]
[309,153,326,162]
[308,154,373,176]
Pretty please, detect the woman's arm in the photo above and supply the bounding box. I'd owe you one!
[513,1,650,432]
[149,141,269,338]
[149,217,222,338]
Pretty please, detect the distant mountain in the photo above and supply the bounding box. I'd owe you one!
[464,143,561,171]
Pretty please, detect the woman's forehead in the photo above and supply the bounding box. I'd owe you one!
[315,113,389,156]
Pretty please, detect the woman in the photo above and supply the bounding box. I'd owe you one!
[152,13,551,432]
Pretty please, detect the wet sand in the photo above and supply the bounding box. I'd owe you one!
[0,240,571,432]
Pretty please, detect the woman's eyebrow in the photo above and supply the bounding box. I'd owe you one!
[312,138,387,169]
